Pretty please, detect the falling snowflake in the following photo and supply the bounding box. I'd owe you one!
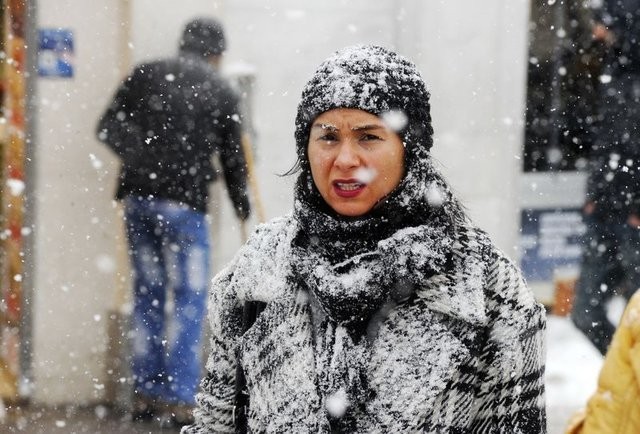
[381,110,408,132]
[599,74,612,84]
[354,167,377,184]
[326,389,349,418]
[6,178,25,196]
[89,153,103,169]
[426,183,445,207]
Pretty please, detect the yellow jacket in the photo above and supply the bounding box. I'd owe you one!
[566,292,640,434]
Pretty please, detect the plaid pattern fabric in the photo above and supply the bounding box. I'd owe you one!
[183,216,546,434]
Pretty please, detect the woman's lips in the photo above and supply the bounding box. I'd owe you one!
[332,180,365,198]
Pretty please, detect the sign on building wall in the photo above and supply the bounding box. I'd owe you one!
[520,207,586,309]
[520,208,585,281]
[38,28,73,78]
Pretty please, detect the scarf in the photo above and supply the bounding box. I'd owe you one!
[291,158,464,429]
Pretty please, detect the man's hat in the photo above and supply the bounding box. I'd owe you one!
[179,17,226,57]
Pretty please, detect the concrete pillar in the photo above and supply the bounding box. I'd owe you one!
[397,0,530,256]
[33,0,128,404]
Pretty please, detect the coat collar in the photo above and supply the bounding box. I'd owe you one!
[238,216,489,327]
[373,219,489,327]
[241,282,480,431]
[414,223,489,327]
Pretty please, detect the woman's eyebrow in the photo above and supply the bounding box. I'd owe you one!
[352,124,384,132]
[312,123,338,132]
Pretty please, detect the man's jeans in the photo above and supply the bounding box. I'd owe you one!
[124,196,210,405]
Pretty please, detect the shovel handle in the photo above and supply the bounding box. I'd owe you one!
[241,133,266,224]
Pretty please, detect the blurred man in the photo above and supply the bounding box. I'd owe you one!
[96,17,250,426]
[524,0,600,171]
[571,0,640,355]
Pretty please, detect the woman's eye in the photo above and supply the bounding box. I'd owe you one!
[361,133,381,141]
[319,134,337,141]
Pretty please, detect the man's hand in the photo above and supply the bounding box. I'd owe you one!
[235,195,251,221]
[628,213,640,228]
[584,201,596,215]
[593,23,615,46]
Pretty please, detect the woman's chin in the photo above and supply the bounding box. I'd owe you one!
[329,202,372,218]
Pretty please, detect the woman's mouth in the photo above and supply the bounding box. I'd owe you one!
[333,180,365,198]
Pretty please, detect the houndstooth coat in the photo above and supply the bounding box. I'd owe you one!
[183,215,546,434]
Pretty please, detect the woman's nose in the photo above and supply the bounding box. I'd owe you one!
[334,141,360,169]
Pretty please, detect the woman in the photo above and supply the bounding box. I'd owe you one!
[183,45,546,433]
[565,290,640,434]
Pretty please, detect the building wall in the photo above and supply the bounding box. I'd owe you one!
[33,0,129,405]
[31,0,528,404]
[397,0,529,253]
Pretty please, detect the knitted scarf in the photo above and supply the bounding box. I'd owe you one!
[291,158,465,429]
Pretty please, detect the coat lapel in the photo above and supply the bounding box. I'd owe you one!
[414,224,490,326]
[365,224,490,430]
[367,304,478,430]
[239,290,321,432]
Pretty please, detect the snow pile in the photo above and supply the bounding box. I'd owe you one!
[545,315,604,433]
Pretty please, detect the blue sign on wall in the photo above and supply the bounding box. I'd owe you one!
[38,28,74,78]
[520,208,585,282]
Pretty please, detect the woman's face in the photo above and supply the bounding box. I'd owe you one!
[307,108,405,217]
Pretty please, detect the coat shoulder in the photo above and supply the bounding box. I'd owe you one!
[224,215,296,303]
[457,222,544,328]
[464,224,540,311]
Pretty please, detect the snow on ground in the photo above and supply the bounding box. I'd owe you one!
[545,315,602,433]
[545,296,625,433]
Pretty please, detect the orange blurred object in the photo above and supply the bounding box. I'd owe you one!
[552,269,578,316]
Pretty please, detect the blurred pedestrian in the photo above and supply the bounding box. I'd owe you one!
[524,0,600,171]
[565,290,640,433]
[183,45,546,433]
[571,0,640,355]
[96,17,250,427]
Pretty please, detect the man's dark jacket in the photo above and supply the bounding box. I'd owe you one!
[587,0,640,221]
[596,0,640,73]
[97,53,249,215]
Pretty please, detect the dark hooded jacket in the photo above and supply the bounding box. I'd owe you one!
[596,0,640,73]
[97,52,249,215]
[586,0,640,221]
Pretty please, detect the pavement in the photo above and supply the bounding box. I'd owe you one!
[0,400,578,434]
[1,404,182,434]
